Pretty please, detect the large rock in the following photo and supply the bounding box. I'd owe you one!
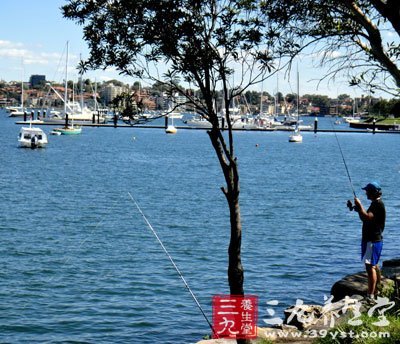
[331,271,367,302]
[382,258,400,279]
[331,259,400,302]
[284,305,322,330]
[283,298,361,331]
[196,339,239,344]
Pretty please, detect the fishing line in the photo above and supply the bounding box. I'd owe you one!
[329,118,357,199]
[128,192,218,337]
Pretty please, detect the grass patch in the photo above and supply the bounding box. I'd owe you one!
[362,116,400,125]
[316,313,400,344]
[256,339,274,344]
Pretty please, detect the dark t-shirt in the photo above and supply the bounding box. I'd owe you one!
[362,198,386,242]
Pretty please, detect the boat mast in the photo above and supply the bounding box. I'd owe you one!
[94,78,98,112]
[297,66,299,120]
[64,41,68,116]
[275,74,278,115]
[72,81,75,109]
[21,58,24,111]
[80,53,84,113]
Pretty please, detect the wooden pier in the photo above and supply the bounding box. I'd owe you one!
[14,120,400,134]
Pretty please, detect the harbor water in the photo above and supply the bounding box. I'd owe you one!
[1,110,400,343]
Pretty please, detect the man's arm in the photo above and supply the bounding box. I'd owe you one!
[354,197,374,221]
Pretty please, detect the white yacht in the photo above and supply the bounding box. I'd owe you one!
[18,126,48,148]
[185,115,212,128]
[8,107,26,117]
[185,113,244,129]
[165,125,177,134]
[9,67,26,117]
[43,71,107,124]
[51,41,83,136]
[42,101,106,124]
[165,116,178,134]
[165,109,183,119]
[288,67,303,143]
[288,127,303,143]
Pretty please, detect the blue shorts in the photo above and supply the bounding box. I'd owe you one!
[361,241,383,266]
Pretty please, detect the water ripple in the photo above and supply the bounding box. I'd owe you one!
[1,113,400,343]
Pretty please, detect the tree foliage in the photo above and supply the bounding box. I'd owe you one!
[260,0,400,96]
[285,93,296,103]
[303,94,331,108]
[103,79,126,87]
[244,90,261,108]
[338,94,351,101]
[371,98,400,116]
[111,91,142,119]
[276,91,284,102]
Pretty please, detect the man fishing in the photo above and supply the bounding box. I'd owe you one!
[353,182,386,300]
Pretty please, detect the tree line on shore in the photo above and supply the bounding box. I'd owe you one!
[2,78,399,117]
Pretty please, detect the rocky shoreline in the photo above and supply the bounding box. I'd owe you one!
[197,258,400,343]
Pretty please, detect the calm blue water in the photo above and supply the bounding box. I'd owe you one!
[1,110,399,343]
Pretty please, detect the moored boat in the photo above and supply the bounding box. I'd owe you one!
[165,125,177,134]
[18,126,48,148]
[51,42,83,136]
[50,130,62,136]
[165,115,178,134]
[184,115,212,128]
[288,66,303,143]
[288,127,303,142]
[9,65,26,117]
[8,107,26,117]
[52,125,82,135]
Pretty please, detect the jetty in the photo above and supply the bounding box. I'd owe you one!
[14,120,400,134]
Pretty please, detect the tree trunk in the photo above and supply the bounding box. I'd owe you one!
[369,0,400,38]
[207,128,250,344]
[342,0,400,88]
[227,187,244,296]
[227,183,250,344]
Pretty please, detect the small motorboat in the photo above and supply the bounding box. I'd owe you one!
[18,126,48,148]
[50,130,62,136]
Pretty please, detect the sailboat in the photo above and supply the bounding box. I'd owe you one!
[53,119,82,135]
[165,115,177,134]
[9,61,26,117]
[289,67,303,143]
[289,125,303,143]
[53,41,82,135]
[343,98,361,123]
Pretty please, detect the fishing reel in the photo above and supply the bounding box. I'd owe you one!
[347,200,359,212]
[347,200,354,211]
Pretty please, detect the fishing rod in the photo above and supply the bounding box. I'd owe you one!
[329,118,357,211]
[127,192,218,338]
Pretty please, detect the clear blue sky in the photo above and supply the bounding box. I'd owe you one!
[0,0,390,98]
[0,0,128,85]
